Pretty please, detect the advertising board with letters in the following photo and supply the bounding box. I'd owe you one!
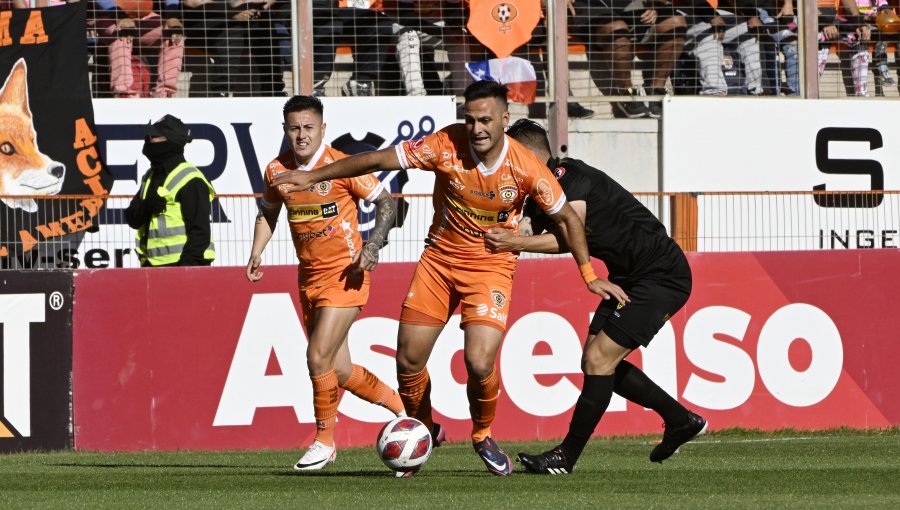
[70,252,899,451]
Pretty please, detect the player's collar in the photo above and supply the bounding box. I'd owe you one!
[470,136,509,176]
[294,143,326,171]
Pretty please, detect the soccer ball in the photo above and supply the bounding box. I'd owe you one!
[375,417,433,473]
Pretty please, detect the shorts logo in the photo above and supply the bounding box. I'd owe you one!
[490,289,507,308]
[287,201,338,223]
[315,181,332,196]
[537,179,555,206]
[553,167,566,180]
[476,303,489,316]
[616,302,625,310]
[663,313,671,322]
[498,184,518,203]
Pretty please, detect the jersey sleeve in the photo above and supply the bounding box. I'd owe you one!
[347,173,385,203]
[526,165,567,216]
[394,129,447,172]
[261,163,281,210]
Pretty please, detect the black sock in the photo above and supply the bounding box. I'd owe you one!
[613,360,688,427]
[648,87,667,96]
[559,374,614,464]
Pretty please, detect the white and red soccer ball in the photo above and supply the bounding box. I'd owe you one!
[375,417,433,473]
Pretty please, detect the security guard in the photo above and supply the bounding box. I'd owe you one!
[125,114,215,266]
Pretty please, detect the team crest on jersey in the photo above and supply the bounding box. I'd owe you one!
[554,167,566,180]
[490,289,507,308]
[537,178,555,206]
[315,181,332,196]
[498,184,518,203]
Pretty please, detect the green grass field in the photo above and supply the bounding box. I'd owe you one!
[2,428,898,509]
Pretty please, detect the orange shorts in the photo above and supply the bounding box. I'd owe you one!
[400,248,515,332]
[299,268,369,332]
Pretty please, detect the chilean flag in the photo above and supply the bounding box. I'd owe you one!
[465,56,537,104]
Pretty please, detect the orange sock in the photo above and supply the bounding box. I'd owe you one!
[311,370,340,447]
[397,368,433,430]
[340,364,404,415]
[468,369,499,443]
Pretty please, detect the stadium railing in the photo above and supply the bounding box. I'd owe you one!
[3,190,899,269]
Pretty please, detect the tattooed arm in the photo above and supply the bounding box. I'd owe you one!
[352,188,396,273]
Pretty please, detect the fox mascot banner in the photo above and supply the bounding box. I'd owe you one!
[0,3,112,268]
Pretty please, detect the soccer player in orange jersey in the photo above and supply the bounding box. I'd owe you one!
[272,81,625,477]
[246,95,404,471]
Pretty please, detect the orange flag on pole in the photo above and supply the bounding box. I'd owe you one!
[467,0,542,59]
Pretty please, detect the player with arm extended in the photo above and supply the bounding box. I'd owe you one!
[246,95,404,471]
[485,119,706,474]
[272,81,619,477]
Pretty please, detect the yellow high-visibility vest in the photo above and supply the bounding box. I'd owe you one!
[135,162,215,266]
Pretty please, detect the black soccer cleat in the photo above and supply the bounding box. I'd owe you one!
[649,411,708,463]
[517,447,574,475]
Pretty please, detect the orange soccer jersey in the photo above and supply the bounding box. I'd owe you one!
[262,144,384,286]
[395,123,566,264]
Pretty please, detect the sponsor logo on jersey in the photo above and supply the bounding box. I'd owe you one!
[295,225,336,243]
[447,198,510,226]
[287,201,339,223]
[498,184,518,203]
[450,178,466,192]
[356,174,377,190]
[469,189,496,200]
[409,138,425,150]
[537,178,555,206]
[490,289,507,308]
[315,181,332,196]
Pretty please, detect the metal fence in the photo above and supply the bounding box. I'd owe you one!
[73,1,900,115]
[3,190,899,269]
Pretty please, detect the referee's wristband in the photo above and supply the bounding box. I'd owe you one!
[579,262,598,285]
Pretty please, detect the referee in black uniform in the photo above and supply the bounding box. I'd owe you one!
[485,120,707,474]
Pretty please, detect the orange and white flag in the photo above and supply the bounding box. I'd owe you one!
[467,0,541,58]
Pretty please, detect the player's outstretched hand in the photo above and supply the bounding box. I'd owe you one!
[587,278,629,304]
[271,169,315,193]
[246,254,264,282]
[484,228,522,253]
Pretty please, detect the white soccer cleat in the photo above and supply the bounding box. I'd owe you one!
[293,440,336,471]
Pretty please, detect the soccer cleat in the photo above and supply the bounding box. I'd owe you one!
[293,440,336,471]
[649,411,708,463]
[646,101,662,119]
[474,436,513,476]
[611,100,650,119]
[517,447,574,475]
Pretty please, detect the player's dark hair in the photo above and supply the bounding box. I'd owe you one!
[506,118,551,155]
[283,95,324,120]
[463,80,509,108]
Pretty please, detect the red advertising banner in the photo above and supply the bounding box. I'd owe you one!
[71,251,900,451]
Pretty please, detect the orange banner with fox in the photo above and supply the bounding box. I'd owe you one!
[0,3,112,269]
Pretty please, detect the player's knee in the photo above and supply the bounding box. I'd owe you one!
[396,351,425,374]
[581,349,617,376]
[463,356,494,380]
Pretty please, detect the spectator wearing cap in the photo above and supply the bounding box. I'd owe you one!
[125,114,216,267]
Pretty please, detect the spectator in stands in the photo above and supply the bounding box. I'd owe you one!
[818,0,872,96]
[312,0,397,96]
[92,0,186,98]
[126,114,216,267]
[867,1,900,94]
[181,0,287,97]
[568,0,687,119]
[675,0,789,96]
[392,0,468,96]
